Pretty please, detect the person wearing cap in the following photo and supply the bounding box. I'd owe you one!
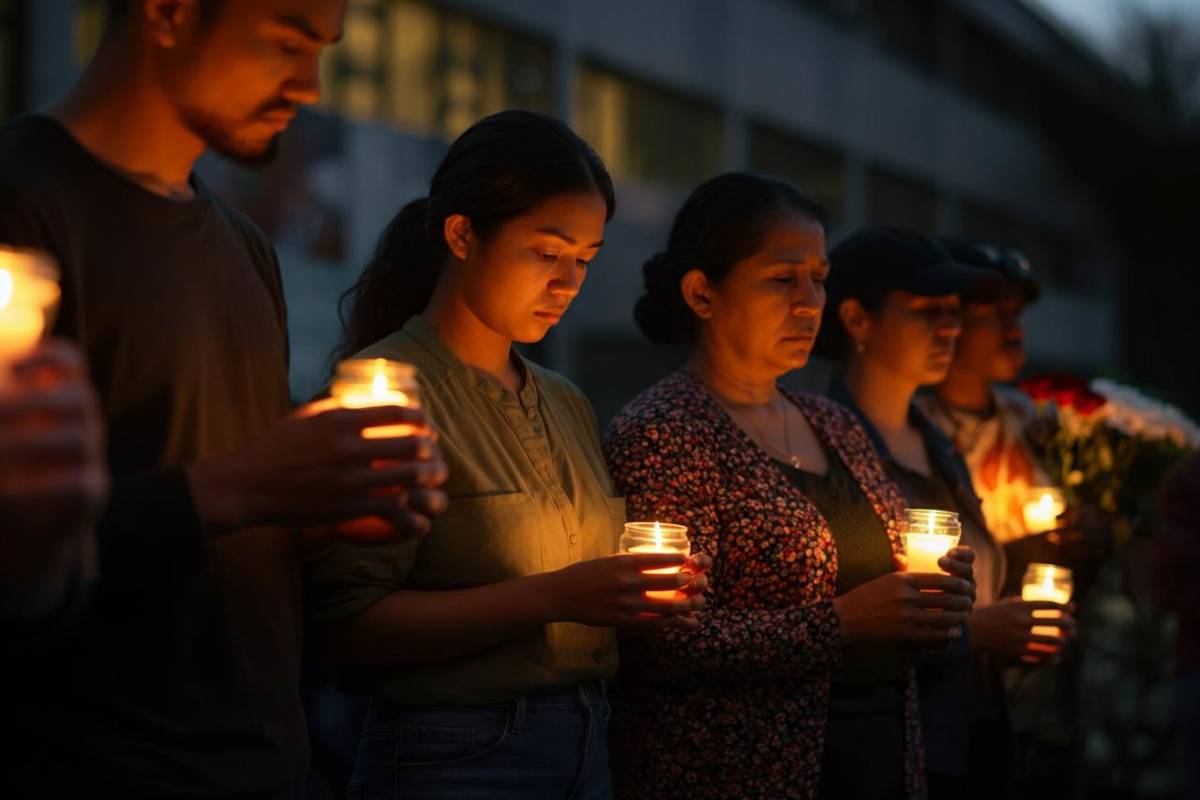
[918,239,1109,593]
[815,226,1076,798]
[919,238,1105,799]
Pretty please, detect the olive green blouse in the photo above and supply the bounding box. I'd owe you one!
[303,315,624,706]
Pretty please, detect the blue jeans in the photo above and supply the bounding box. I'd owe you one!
[349,681,614,800]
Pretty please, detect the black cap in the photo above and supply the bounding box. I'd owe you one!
[826,227,1005,306]
[938,236,1042,304]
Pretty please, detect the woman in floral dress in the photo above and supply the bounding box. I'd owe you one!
[604,174,977,800]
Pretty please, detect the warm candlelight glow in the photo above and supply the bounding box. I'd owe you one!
[1023,487,1066,535]
[329,358,420,439]
[1021,562,1073,637]
[901,508,962,574]
[0,247,61,385]
[621,521,690,601]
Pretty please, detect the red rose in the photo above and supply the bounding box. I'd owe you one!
[1020,376,1054,402]
[1072,388,1107,416]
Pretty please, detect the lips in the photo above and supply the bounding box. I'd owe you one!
[534,308,566,323]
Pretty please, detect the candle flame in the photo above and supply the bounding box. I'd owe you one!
[371,367,389,399]
[0,269,12,310]
[1041,569,1057,594]
[654,520,663,548]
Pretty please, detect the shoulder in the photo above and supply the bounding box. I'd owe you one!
[607,371,713,436]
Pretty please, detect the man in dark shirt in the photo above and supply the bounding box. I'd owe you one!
[0,1,447,796]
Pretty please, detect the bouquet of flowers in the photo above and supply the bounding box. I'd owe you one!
[1020,373,1200,538]
[1020,374,1199,796]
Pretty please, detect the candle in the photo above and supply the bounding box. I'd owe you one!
[620,521,690,601]
[329,358,422,439]
[900,508,962,574]
[1023,487,1065,535]
[1021,562,1073,637]
[327,358,423,539]
[0,247,60,385]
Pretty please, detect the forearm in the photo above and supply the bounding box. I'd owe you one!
[325,571,563,666]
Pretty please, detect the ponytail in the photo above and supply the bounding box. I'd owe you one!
[333,198,443,364]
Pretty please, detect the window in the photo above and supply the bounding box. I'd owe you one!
[0,0,23,121]
[749,121,848,230]
[576,63,724,188]
[868,164,938,233]
[321,0,553,140]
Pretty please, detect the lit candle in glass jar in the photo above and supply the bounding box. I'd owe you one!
[1023,487,1066,535]
[1021,562,1073,637]
[329,358,422,439]
[620,521,690,601]
[900,508,962,574]
[0,247,60,385]
[327,358,423,540]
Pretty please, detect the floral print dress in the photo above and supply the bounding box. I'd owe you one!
[603,369,925,800]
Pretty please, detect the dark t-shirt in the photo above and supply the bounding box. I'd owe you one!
[0,115,307,798]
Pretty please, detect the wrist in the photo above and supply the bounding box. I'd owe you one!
[525,570,567,624]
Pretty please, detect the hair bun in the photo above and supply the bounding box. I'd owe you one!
[634,251,681,344]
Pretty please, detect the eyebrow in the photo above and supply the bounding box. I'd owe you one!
[536,227,604,249]
[274,14,343,44]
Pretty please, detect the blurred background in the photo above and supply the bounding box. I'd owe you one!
[3,2,1199,797]
[3,0,1198,421]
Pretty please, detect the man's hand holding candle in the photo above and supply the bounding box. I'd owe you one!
[187,403,448,540]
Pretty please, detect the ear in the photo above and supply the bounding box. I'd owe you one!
[142,0,200,48]
[837,298,872,350]
[443,214,473,262]
[679,269,715,320]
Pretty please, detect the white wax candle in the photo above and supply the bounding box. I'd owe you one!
[902,532,957,574]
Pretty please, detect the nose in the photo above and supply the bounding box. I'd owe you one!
[548,257,584,299]
[281,56,322,107]
[791,277,824,316]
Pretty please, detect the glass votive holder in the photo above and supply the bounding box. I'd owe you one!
[900,508,962,575]
[620,521,691,601]
[1023,487,1066,535]
[0,246,61,383]
[329,358,422,439]
[1021,562,1074,637]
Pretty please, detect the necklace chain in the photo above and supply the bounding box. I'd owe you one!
[726,393,803,469]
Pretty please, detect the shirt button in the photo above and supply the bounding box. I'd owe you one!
[526,407,538,420]
[569,534,578,545]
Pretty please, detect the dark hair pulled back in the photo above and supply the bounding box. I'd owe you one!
[634,172,826,345]
[333,110,615,364]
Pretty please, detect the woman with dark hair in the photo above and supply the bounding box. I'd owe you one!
[303,110,708,800]
[814,227,1076,798]
[603,173,977,800]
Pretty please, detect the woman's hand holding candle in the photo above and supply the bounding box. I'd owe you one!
[833,568,975,645]
[541,552,710,633]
